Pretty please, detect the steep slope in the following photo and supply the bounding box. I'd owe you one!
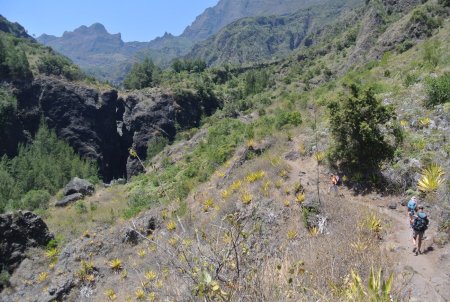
[181,0,331,41]
[0,14,34,40]
[186,0,363,66]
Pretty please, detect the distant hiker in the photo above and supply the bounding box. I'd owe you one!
[407,196,418,217]
[411,205,429,256]
[328,174,339,195]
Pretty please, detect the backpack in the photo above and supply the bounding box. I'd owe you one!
[407,199,416,212]
[412,214,428,232]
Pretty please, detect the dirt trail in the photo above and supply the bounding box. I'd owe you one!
[284,151,450,301]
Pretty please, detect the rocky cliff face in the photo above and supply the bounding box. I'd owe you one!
[13,76,128,181]
[7,76,220,181]
[0,212,53,284]
[181,0,330,41]
[121,89,220,177]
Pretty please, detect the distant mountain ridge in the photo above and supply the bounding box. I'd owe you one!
[180,0,330,41]
[37,0,338,84]
[185,0,364,66]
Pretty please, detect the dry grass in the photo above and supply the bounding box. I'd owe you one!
[43,185,128,243]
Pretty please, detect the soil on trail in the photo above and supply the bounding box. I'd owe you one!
[284,146,450,301]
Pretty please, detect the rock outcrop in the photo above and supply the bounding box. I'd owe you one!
[5,76,221,182]
[0,212,53,278]
[55,193,84,207]
[13,76,128,181]
[63,177,95,196]
[121,89,220,177]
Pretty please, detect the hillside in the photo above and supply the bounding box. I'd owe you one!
[180,0,331,41]
[186,0,363,66]
[1,0,450,301]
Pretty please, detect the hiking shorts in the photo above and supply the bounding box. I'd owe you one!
[413,230,424,240]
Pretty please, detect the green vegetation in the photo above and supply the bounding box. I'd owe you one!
[0,123,98,213]
[37,54,84,80]
[0,33,32,80]
[123,57,161,90]
[425,73,450,107]
[0,88,18,153]
[327,84,398,173]
[171,58,207,73]
[146,136,168,161]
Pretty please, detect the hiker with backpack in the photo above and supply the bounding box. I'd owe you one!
[411,205,429,256]
[407,196,417,215]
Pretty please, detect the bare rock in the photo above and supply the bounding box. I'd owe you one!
[0,211,53,285]
[55,193,83,207]
[63,177,94,196]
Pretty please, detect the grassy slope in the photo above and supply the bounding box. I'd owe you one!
[4,2,450,301]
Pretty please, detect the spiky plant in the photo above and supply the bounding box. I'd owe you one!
[135,288,145,300]
[296,193,305,203]
[104,289,117,301]
[145,270,157,282]
[202,198,214,212]
[314,151,326,164]
[363,214,382,235]
[346,267,394,302]
[287,230,298,240]
[166,220,177,231]
[309,226,319,237]
[417,164,445,193]
[37,272,48,283]
[418,117,431,128]
[241,192,253,204]
[108,258,123,271]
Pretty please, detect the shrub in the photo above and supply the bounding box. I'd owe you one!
[0,269,10,288]
[274,110,302,129]
[422,40,441,67]
[146,136,168,161]
[20,190,50,211]
[328,84,397,172]
[396,40,415,53]
[124,57,160,90]
[424,73,450,107]
[37,54,84,80]
[171,59,207,73]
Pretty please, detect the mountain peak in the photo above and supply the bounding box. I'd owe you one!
[65,23,111,37]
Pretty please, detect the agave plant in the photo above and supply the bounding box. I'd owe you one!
[417,164,445,193]
[314,151,326,164]
[346,267,394,302]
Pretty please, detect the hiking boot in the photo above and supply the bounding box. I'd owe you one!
[412,247,417,253]
[415,251,419,256]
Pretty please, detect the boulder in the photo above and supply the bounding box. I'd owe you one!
[63,177,94,196]
[0,212,53,279]
[388,203,397,210]
[55,193,83,207]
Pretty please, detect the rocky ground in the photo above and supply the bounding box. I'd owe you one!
[1,132,449,301]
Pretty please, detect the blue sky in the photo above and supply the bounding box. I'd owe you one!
[1,0,219,42]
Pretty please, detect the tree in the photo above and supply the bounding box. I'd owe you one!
[327,84,398,173]
[124,57,160,90]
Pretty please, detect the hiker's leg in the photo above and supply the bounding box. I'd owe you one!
[417,232,423,253]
